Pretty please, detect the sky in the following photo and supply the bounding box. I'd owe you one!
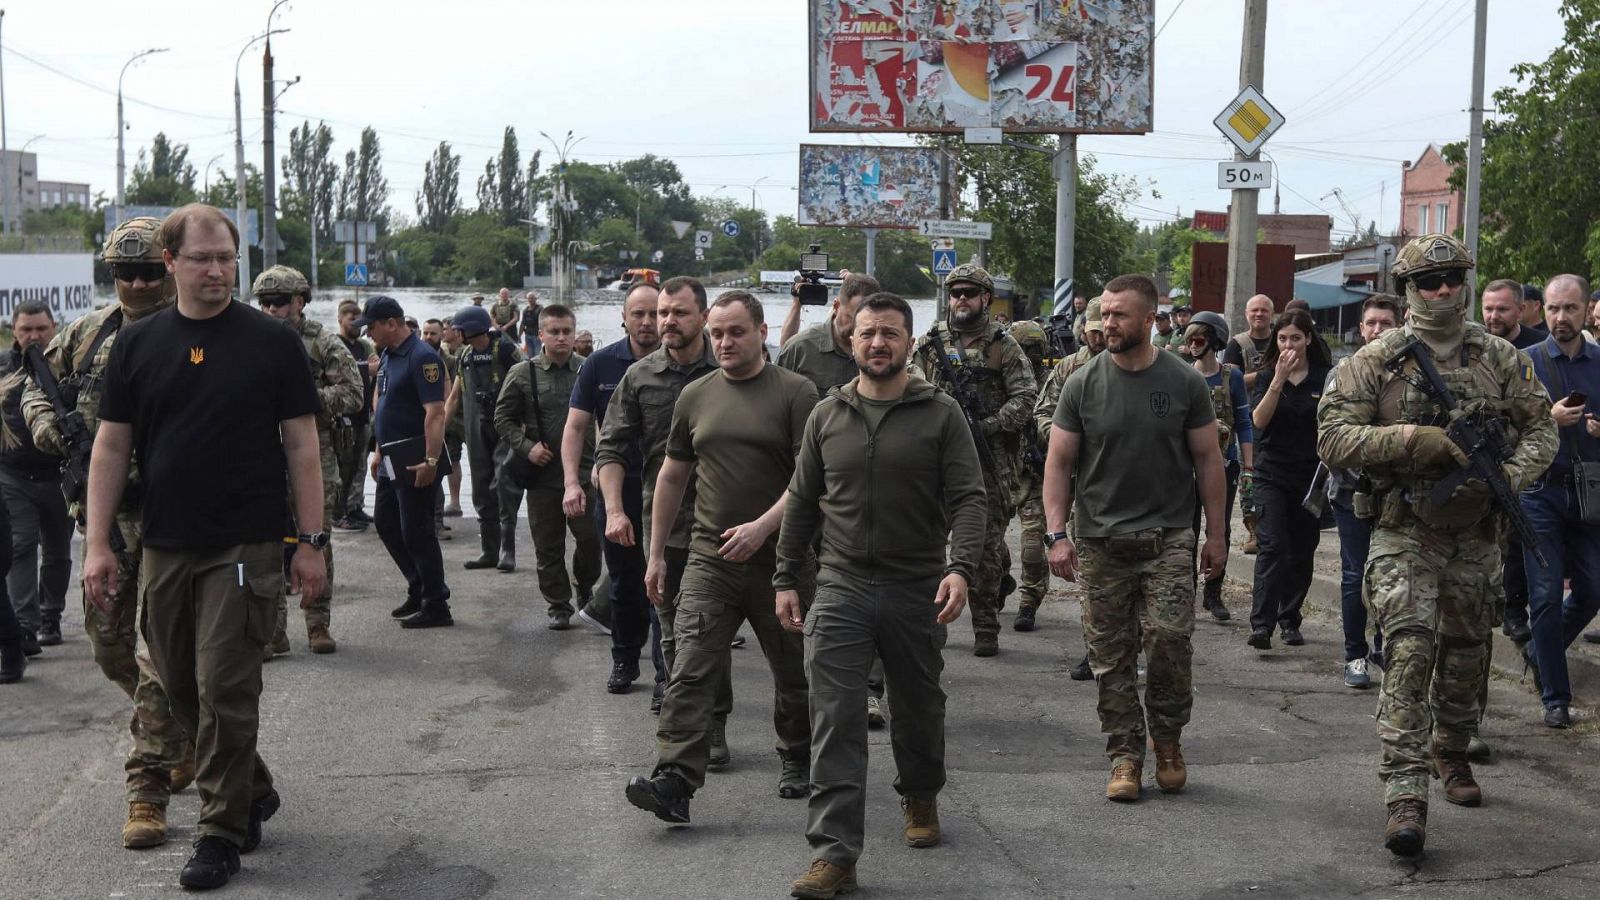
[0,0,1568,241]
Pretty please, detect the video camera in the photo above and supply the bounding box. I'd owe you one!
[796,243,831,306]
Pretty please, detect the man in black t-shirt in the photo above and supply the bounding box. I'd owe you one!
[84,204,325,892]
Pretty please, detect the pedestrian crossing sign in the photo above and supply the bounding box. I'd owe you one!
[932,249,957,277]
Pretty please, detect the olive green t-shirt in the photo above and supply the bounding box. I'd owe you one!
[1053,349,1215,538]
[857,394,897,433]
[665,364,820,561]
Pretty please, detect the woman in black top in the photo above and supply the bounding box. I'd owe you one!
[1246,308,1333,650]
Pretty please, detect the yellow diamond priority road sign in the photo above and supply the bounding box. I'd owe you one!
[1213,85,1285,158]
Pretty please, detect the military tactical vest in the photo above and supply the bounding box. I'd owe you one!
[1208,363,1239,453]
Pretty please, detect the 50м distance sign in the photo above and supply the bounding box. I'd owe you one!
[809,0,1153,134]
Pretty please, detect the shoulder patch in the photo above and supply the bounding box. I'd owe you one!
[1522,363,1535,382]
[422,363,441,384]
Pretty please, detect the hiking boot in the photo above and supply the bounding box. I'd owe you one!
[973,632,998,657]
[390,597,422,619]
[708,720,731,769]
[1280,625,1305,646]
[1466,736,1492,762]
[1247,630,1272,650]
[242,788,280,853]
[268,628,290,656]
[606,661,638,694]
[1202,580,1230,621]
[179,835,240,890]
[1153,743,1187,793]
[170,758,196,794]
[307,625,337,654]
[37,614,62,646]
[1069,654,1093,681]
[901,795,940,847]
[778,750,810,799]
[1344,658,1372,689]
[1544,704,1572,728]
[1429,745,1482,807]
[625,772,691,823]
[20,630,41,657]
[1384,798,1427,857]
[866,695,887,729]
[1242,535,1259,555]
[1106,761,1142,802]
[1013,606,1037,632]
[791,858,857,899]
[122,801,168,849]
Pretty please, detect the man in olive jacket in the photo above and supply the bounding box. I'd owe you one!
[774,292,986,900]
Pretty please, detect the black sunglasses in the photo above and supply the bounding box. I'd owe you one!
[110,262,167,283]
[948,286,986,299]
[257,293,294,308]
[1412,270,1466,291]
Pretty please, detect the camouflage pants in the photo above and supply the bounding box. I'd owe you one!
[969,480,1015,638]
[1365,520,1497,804]
[1078,527,1197,765]
[275,436,340,635]
[81,516,193,805]
[1014,479,1048,611]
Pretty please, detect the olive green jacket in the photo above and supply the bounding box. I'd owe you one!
[494,352,591,489]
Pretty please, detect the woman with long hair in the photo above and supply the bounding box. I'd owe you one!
[1246,307,1334,650]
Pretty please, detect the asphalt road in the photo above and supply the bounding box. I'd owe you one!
[3,516,1598,900]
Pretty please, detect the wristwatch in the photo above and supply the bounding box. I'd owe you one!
[1044,531,1070,546]
[425,456,440,468]
[297,531,330,550]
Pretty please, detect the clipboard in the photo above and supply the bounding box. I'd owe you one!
[379,436,454,486]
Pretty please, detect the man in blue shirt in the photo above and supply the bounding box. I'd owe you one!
[362,296,453,629]
[560,283,664,700]
[1520,274,1600,728]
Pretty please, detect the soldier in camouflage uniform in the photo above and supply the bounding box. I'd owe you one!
[911,264,1037,657]
[1317,234,1556,856]
[490,287,520,341]
[21,217,195,849]
[252,266,364,657]
[1006,318,1051,632]
[1033,298,1105,679]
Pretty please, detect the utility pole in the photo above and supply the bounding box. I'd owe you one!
[262,1,289,269]
[1462,0,1488,303]
[1223,0,1268,333]
[1053,134,1077,315]
[1,9,9,236]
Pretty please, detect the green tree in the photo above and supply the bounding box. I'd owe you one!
[126,132,198,206]
[1443,0,1600,282]
[338,127,390,232]
[416,141,462,233]
[282,121,338,238]
[447,212,527,286]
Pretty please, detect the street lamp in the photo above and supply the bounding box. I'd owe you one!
[115,47,168,225]
[538,130,586,301]
[235,28,287,300]
[203,152,223,196]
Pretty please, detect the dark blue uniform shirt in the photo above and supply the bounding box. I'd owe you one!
[571,338,644,478]
[1529,335,1600,476]
[375,333,446,446]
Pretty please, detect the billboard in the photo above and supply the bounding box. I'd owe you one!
[0,254,96,325]
[810,0,1154,134]
[798,144,947,228]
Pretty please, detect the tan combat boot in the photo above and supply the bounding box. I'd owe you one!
[1106,760,1142,802]
[1429,744,1482,807]
[1384,798,1427,857]
[790,858,857,899]
[122,802,167,849]
[901,796,940,848]
[1153,743,1187,793]
[307,625,337,654]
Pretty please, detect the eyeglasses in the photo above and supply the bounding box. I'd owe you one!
[177,252,238,269]
[948,286,986,300]
[257,293,294,308]
[1412,270,1465,291]
[110,262,167,283]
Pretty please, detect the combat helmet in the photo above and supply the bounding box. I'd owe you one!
[252,265,310,298]
[944,263,993,292]
[1008,319,1047,354]
[1390,233,1473,288]
[1185,310,1230,352]
[102,216,165,263]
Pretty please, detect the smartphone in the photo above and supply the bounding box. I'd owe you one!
[1566,391,1588,407]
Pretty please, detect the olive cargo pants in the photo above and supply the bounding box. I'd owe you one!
[523,484,602,614]
[140,542,280,847]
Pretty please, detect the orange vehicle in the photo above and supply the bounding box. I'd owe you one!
[622,268,661,287]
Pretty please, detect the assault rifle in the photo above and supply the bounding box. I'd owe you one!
[1043,313,1077,361]
[1382,335,1545,568]
[22,344,126,554]
[921,327,1001,474]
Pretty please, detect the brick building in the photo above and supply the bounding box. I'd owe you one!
[1399,144,1464,238]
[1190,210,1333,254]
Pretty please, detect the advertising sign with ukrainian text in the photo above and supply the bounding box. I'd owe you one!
[810,0,1153,134]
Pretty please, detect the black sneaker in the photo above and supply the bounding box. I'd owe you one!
[1544,705,1572,729]
[1069,654,1093,681]
[390,597,423,619]
[1247,630,1272,650]
[606,661,639,694]
[625,773,691,823]
[1280,626,1305,646]
[1013,607,1037,632]
[20,631,41,658]
[241,788,280,853]
[179,836,240,890]
[651,681,665,714]
[37,618,62,646]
